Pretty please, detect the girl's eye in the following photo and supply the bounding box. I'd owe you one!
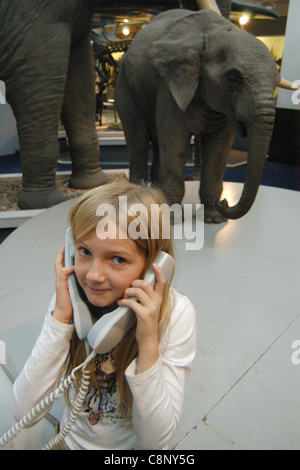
[112,256,126,265]
[78,247,92,257]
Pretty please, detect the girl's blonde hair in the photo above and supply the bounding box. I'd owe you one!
[65,181,175,414]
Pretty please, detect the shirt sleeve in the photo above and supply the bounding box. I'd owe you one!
[125,290,197,450]
[12,296,74,425]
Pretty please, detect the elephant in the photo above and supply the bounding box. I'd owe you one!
[0,0,108,210]
[114,7,281,223]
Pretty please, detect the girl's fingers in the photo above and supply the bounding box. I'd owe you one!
[122,264,166,306]
[55,245,75,280]
[53,245,75,324]
[54,245,65,269]
[117,297,143,313]
[63,266,76,277]
[56,266,75,283]
[122,287,150,308]
[130,264,166,294]
[151,264,167,295]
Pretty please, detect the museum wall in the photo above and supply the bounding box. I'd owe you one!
[277,0,300,111]
[269,0,300,166]
[0,104,19,158]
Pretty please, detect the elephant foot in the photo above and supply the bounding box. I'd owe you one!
[69,168,109,190]
[18,188,70,210]
[204,206,227,224]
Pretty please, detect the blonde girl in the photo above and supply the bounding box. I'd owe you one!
[12,182,196,450]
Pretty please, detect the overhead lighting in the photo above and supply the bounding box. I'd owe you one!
[239,14,251,26]
[122,26,130,36]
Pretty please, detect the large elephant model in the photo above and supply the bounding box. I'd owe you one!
[115,8,280,223]
[0,0,108,210]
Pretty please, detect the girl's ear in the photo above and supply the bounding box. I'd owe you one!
[149,14,204,112]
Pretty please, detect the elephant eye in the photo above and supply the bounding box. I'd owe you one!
[224,69,243,90]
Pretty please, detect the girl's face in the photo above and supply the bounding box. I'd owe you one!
[74,229,147,309]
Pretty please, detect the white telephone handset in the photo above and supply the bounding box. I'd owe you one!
[65,228,175,354]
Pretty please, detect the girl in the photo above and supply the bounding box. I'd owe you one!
[12,182,196,450]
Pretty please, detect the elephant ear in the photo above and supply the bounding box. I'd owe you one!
[149,15,204,112]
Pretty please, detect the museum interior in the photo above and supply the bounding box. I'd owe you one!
[0,0,299,237]
[0,0,299,451]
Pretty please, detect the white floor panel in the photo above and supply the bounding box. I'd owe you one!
[174,420,241,450]
[201,315,300,450]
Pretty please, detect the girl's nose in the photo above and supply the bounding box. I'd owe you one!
[86,261,106,284]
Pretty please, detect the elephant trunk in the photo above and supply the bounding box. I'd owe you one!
[217,104,276,220]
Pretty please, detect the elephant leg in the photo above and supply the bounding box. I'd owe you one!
[200,124,234,223]
[127,126,150,184]
[123,113,150,183]
[193,135,202,181]
[157,131,191,207]
[61,36,108,189]
[150,141,160,185]
[115,79,150,183]
[6,28,72,210]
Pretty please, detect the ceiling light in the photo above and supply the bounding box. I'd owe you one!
[122,27,130,36]
[239,14,251,25]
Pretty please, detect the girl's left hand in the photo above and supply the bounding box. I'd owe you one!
[117,263,166,370]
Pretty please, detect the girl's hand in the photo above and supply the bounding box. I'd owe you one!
[53,245,75,324]
[117,263,166,373]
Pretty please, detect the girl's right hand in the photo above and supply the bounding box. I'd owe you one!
[53,244,75,324]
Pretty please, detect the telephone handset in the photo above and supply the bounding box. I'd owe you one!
[65,228,175,354]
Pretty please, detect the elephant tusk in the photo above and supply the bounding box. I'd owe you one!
[196,0,221,15]
[278,78,299,90]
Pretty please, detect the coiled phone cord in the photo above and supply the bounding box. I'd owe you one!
[0,350,97,450]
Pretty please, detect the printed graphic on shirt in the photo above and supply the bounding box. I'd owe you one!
[82,346,122,424]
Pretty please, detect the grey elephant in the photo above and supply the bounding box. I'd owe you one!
[115,6,281,223]
[0,0,108,210]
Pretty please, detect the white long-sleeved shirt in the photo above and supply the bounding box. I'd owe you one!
[12,287,196,450]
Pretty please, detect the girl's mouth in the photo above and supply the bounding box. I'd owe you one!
[87,286,110,294]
